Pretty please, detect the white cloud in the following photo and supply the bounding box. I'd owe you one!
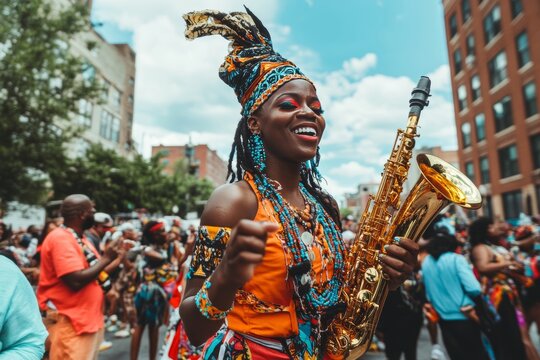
[93,1,455,202]
[92,0,280,135]
[342,54,377,80]
[314,56,456,200]
[329,161,379,181]
[426,64,452,94]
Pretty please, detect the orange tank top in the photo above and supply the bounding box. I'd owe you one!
[226,173,337,338]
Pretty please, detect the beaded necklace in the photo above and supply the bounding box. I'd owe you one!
[250,172,345,318]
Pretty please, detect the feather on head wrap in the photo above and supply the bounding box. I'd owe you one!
[183,7,313,117]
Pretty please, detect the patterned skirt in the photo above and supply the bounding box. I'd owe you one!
[202,327,291,360]
[134,281,168,326]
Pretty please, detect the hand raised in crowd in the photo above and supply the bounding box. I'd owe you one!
[218,220,279,289]
[379,237,420,290]
[508,260,525,273]
[103,239,122,261]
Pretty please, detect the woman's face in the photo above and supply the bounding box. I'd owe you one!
[154,227,167,245]
[252,79,325,163]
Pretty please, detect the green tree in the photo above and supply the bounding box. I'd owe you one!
[169,159,214,217]
[51,145,215,216]
[340,207,354,219]
[0,0,100,210]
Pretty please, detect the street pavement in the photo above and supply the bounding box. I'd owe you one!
[99,324,540,359]
[99,327,167,360]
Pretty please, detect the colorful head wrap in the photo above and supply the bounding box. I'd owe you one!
[149,221,165,234]
[183,7,313,117]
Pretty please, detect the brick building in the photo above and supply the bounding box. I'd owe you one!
[442,0,540,222]
[151,144,228,186]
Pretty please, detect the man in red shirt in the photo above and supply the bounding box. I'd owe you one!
[38,194,120,360]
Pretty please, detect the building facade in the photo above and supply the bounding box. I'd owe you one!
[344,183,380,219]
[443,0,540,222]
[344,146,459,219]
[70,30,137,158]
[55,0,136,158]
[151,144,228,186]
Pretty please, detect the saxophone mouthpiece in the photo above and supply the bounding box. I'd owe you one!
[409,76,431,116]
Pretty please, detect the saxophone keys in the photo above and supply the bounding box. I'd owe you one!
[364,267,379,283]
[358,289,372,302]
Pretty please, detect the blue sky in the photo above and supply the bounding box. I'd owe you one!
[92,0,455,199]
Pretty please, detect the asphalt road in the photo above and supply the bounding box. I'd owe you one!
[99,324,540,359]
[99,326,167,360]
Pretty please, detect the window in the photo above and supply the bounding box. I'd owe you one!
[511,0,523,18]
[461,122,472,147]
[465,161,475,182]
[483,5,501,44]
[498,144,519,178]
[480,156,490,183]
[158,149,170,156]
[100,79,110,102]
[461,0,471,23]
[453,49,463,74]
[110,87,122,109]
[82,63,95,84]
[111,118,120,143]
[515,32,530,68]
[488,51,507,88]
[502,190,522,221]
[100,110,120,142]
[475,113,486,141]
[471,74,481,101]
[493,96,513,132]
[523,82,537,118]
[466,34,475,57]
[78,99,93,128]
[449,13,458,38]
[458,85,468,111]
[531,133,540,169]
[100,110,112,139]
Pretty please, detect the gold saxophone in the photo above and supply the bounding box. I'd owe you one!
[326,76,483,359]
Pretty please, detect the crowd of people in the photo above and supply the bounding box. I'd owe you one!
[377,212,540,360]
[2,202,540,360]
[0,195,200,360]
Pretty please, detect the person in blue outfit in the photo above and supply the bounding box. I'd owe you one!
[0,254,48,359]
[421,233,488,360]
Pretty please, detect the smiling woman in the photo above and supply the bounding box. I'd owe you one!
[178,7,419,359]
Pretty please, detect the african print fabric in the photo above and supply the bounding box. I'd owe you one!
[187,226,230,280]
[183,8,312,117]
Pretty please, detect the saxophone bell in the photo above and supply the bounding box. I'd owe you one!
[325,77,483,359]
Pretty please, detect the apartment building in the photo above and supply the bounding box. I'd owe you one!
[442,0,540,221]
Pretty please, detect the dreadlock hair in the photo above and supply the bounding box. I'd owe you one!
[468,216,493,247]
[226,116,342,229]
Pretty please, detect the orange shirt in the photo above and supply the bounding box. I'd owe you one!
[225,174,336,338]
[37,227,104,335]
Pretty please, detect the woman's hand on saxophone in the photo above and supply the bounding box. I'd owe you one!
[379,237,419,290]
